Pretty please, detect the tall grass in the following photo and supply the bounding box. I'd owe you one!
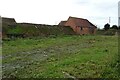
[2,35,119,78]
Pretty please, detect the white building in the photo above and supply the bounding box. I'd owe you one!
[118,1,120,26]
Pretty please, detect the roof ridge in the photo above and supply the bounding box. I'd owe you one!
[2,17,15,20]
[69,16,87,20]
[61,20,66,22]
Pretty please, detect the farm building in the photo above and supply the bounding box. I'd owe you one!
[59,16,97,35]
[2,17,16,25]
[58,21,67,26]
[2,17,17,38]
[2,17,75,38]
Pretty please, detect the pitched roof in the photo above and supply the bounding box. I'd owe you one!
[67,16,96,28]
[58,21,67,26]
[2,17,16,22]
[2,17,16,25]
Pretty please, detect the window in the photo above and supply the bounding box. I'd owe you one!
[81,27,83,30]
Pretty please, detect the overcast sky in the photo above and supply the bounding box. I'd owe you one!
[0,0,119,28]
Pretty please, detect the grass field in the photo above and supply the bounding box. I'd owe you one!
[2,35,119,79]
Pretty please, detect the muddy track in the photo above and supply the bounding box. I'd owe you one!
[2,41,92,77]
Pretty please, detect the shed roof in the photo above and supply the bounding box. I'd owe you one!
[58,21,67,26]
[2,17,16,23]
[2,17,16,25]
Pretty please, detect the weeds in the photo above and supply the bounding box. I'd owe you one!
[2,35,119,78]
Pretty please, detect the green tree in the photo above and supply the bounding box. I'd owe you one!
[111,25,118,30]
[104,23,110,30]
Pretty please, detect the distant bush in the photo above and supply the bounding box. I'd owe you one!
[97,29,117,35]
[104,30,115,35]
[111,25,118,30]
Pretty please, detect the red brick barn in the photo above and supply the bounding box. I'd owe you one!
[59,16,97,35]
